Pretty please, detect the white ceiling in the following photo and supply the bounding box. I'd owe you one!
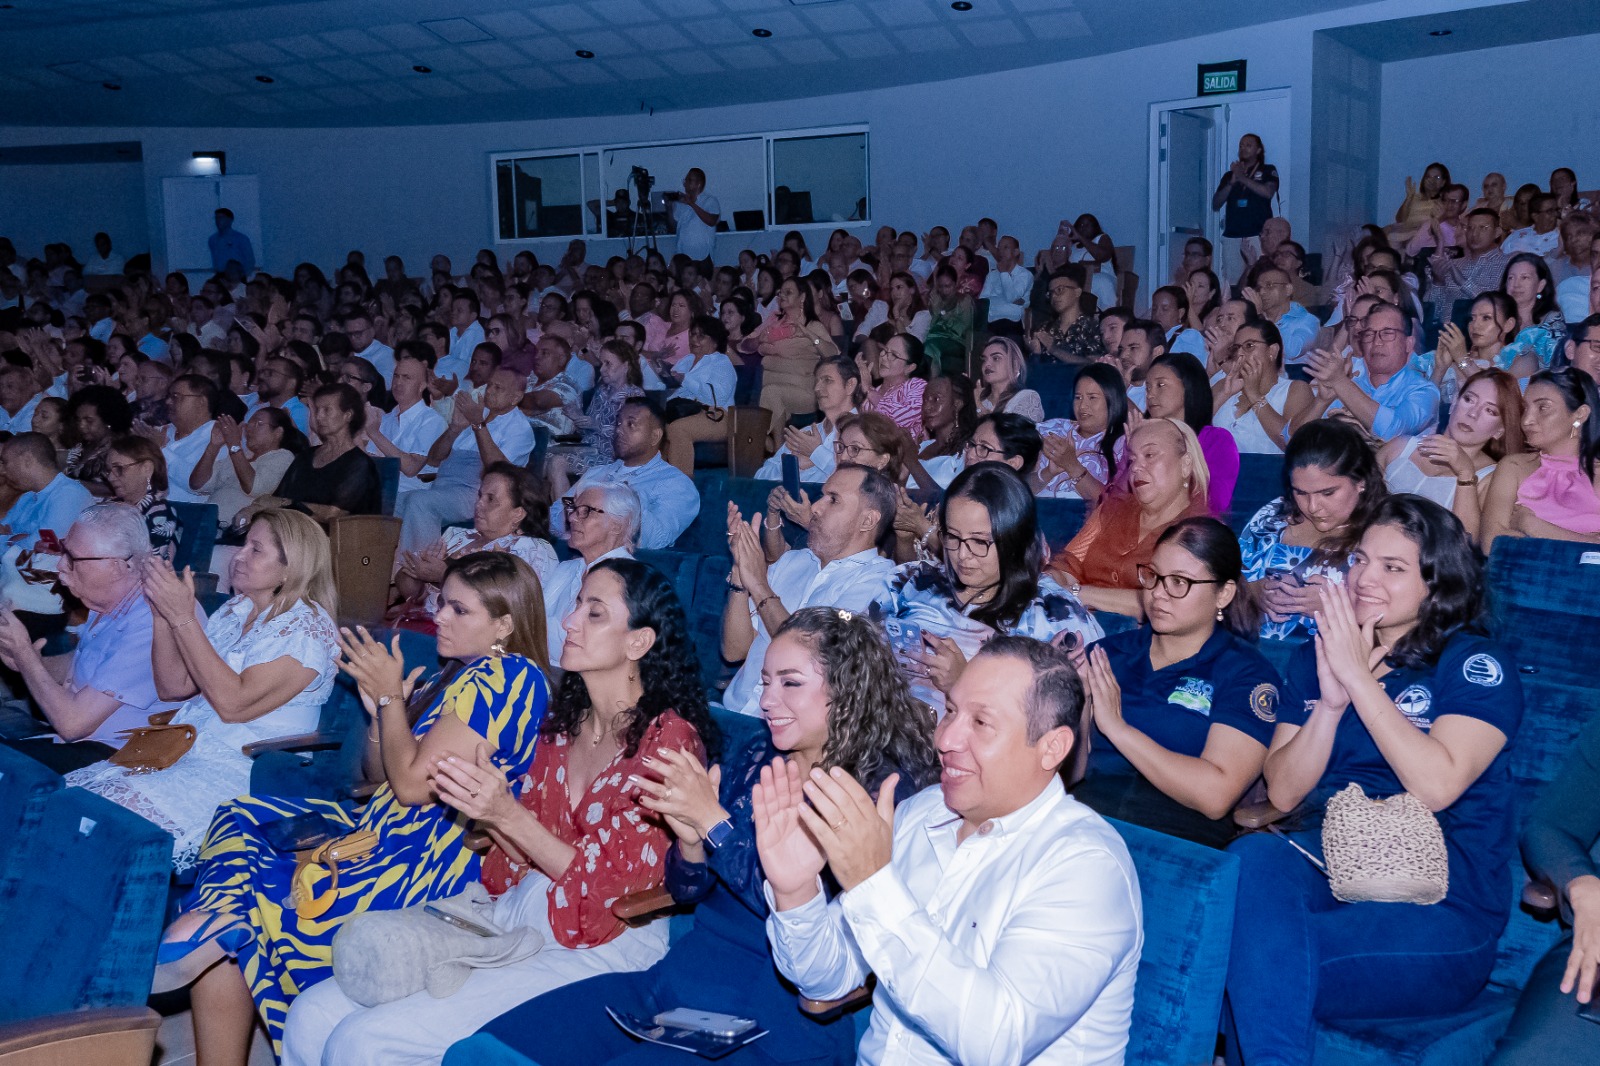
[0,0,1378,128]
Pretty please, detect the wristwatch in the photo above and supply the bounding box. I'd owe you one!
[376,693,403,710]
[228,444,243,454]
[703,817,735,850]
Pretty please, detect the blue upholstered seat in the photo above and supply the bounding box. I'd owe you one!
[634,548,701,614]
[1228,452,1283,533]
[169,500,220,576]
[0,745,64,893]
[0,785,170,1023]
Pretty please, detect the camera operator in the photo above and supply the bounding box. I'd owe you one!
[669,167,720,270]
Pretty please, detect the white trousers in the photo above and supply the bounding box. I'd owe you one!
[279,874,670,1066]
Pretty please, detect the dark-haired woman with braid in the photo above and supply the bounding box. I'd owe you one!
[1226,495,1523,1064]
[449,606,939,1066]
[281,558,716,1066]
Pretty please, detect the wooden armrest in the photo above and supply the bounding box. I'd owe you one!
[611,887,677,925]
[463,828,493,853]
[1233,800,1290,829]
[148,710,177,727]
[349,781,380,801]
[242,731,343,757]
[1522,877,1559,915]
[0,1006,160,1061]
[799,978,875,1017]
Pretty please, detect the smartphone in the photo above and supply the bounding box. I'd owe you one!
[35,529,64,554]
[424,904,497,938]
[781,453,801,501]
[1579,998,1600,1026]
[260,811,344,852]
[653,1008,757,1039]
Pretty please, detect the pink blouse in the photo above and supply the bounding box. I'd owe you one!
[868,377,927,436]
[1517,453,1600,534]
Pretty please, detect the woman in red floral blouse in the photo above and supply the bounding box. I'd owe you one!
[278,558,718,1066]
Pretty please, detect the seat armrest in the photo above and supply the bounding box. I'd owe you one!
[0,1006,160,1062]
[611,887,677,925]
[799,978,875,1018]
[1233,800,1290,829]
[242,731,344,757]
[349,781,380,801]
[1522,877,1559,915]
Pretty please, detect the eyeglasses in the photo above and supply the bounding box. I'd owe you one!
[1135,564,1222,598]
[60,548,132,569]
[106,460,148,477]
[560,498,607,521]
[963,439,1004,461]
[1357,327,1406,343]
[1235,339,1271,353]
[833,440,878,460]
[941,532,994,558]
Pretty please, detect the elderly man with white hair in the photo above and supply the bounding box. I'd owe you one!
[539,482,639,665]
[0,503,203,772]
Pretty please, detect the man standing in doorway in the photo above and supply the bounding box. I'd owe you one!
[208,208,255,277]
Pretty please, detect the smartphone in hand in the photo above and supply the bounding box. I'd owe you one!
[781,453,801,501]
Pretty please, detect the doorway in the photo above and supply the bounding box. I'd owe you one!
[1148,89,1291,304]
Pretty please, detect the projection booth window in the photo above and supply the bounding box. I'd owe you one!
[770,131,869,227]
[495,153,593,240]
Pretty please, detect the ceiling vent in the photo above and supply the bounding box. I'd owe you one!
[419,18,494,45]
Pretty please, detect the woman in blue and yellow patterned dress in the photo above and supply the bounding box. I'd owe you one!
[149,551,551,1065]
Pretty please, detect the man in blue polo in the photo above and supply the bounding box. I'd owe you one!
[209,208,255,276]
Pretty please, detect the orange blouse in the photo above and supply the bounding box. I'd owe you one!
[1049,492,1212,590]
[480,710,706,949]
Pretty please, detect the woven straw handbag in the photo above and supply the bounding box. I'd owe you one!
[1320,783,1449,904]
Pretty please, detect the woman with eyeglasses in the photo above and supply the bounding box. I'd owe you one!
[1213,321,1313,454]
[1481,368,1600,550]
[863,332,928,436]
[103,434,179,557]
[1074,516,1278,847]
[872,463,1101,717]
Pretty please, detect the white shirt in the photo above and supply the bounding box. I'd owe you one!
[431,409,535,491]
[978,265,1033,323]
[1501,227,1561,257]
[1213,376,1294,453]
[561,354,596,394]
[372,400,447,495]
[541,546,633,664]
[721,547,896,715]
[767,780,1142,1066]
[1275,302,1322,364]
[669,351,737,408]
[851,299,890,339]
[0,393,42,434]
[440,320,485,380]
[672,193,721,261]
[163,421,216,504]
[355,339,396,383]
[555,454,699,550]
[755,416,844,484]
[84,252,125,276]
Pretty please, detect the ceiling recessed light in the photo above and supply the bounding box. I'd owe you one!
[101,81,122,91]
[751,27,772,37]
[951,1,973,10]
[1429,28,1452,36]
[254,74,274,83]
[412,64,432,73]
[575,49,595,58]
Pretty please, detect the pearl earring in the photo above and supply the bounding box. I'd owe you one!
[1215,607,1225,622]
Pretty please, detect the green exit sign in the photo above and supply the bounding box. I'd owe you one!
[1198,60,1247,97]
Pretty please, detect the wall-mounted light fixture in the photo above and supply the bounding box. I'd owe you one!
[191,150,226,175]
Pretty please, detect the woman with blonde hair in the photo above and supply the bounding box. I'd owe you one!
[67,507,342,870]
[974,336,1045,420]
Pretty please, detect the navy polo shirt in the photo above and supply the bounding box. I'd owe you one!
[1089,625,1281,780]
[1280,631,1522,923]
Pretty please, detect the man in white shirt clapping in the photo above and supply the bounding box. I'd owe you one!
[758,635,1143,1066]
[978,235,1032,335]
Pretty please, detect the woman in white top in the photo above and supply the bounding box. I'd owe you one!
[973,336,1045,421]
[192,407,304,525]
[67,509,340,870]
[1411,292,1518,407]
[1213,321,1312,454]
[1378,369,1522,540]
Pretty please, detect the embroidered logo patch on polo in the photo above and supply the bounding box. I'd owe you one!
[1395,684,1434,731]
[1249,683,1279,723]
[1462,653,1504,687]
[1168,677,1214,715]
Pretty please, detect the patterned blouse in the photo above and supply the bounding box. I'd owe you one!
[1238,497,1351,641]
[480,710,707,949]
[1036,419,1123,498]
[1038,312,1106,364]
[582,383,645,464]
[135,490,178,557]
[422,527,558,614]
[868,377,927,436]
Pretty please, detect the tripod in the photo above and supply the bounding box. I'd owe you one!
[628,173,662,255]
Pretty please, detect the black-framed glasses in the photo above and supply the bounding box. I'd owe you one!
[1135,564,1221,598]
[833,440,877,460]
[963,439,1004,461]
[1235,339,1271,353]
[1357,327,1405,343]
[941,532,994,559]
[560,498,607,521]
[60,549,132,569]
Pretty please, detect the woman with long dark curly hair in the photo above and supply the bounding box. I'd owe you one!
[452,606,940,1066]
[280,557,713,1066]
[1226,495,1522,1063]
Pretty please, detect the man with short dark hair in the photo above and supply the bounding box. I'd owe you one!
[1116,319,1168,411]
[246,356,310,434]
[162,374,220,503]
[1429,207,1509,317]
[758,634,1143,1065]
[979,235,1031,334]
[1565,314,1600,387]
[719,463,897,717]
[84,231,124,277]
[208,207,254,276]
[0,431,93,539]
[440,291,484,380]
[0,363,42,434]
[550,398,698,549]
[344,309,395,382]
[671,167,720,268]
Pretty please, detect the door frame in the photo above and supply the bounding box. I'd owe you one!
[1148,87,1291,305]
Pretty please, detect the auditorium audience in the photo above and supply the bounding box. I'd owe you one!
[1075,517,1278,846]
[192,409,303,528]
[1296,303,1441,441]
[1482,368,1600,548]
[1048,418,1213,617]
[156,551,550,1063]
[1226,496,1522,1066]
[284,558,713,1066]
[67,509,339,870]
[1240,419,1384,641]
[451,606,937,1066]
[1414,292,1520,406]
[551,398,699,550]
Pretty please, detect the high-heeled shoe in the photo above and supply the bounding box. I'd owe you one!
[150,910,251,994]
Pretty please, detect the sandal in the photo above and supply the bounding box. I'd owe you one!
[150,910,251,994]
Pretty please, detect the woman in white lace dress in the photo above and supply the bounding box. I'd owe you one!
[67,508,340,871]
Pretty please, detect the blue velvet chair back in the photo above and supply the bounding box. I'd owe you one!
[374,455,400,517]
[1228,453,1283,533]
[690,553,737,700]
[1109,817,1241,1066]
[635,548,701,614]
[169,501,219,576]
[1036,497,1088,554]
[0,746,63,893]
[0,786,169,1023]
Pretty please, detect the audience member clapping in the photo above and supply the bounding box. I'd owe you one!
[862,331,928,435]
[192,409,305,529]
[1413,292,1520,406]
[1296,303,1441,441]
[1213,321,1313,453]
[1036,362,1128,502]
[754,355,861,484]
[753,277,842,445]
